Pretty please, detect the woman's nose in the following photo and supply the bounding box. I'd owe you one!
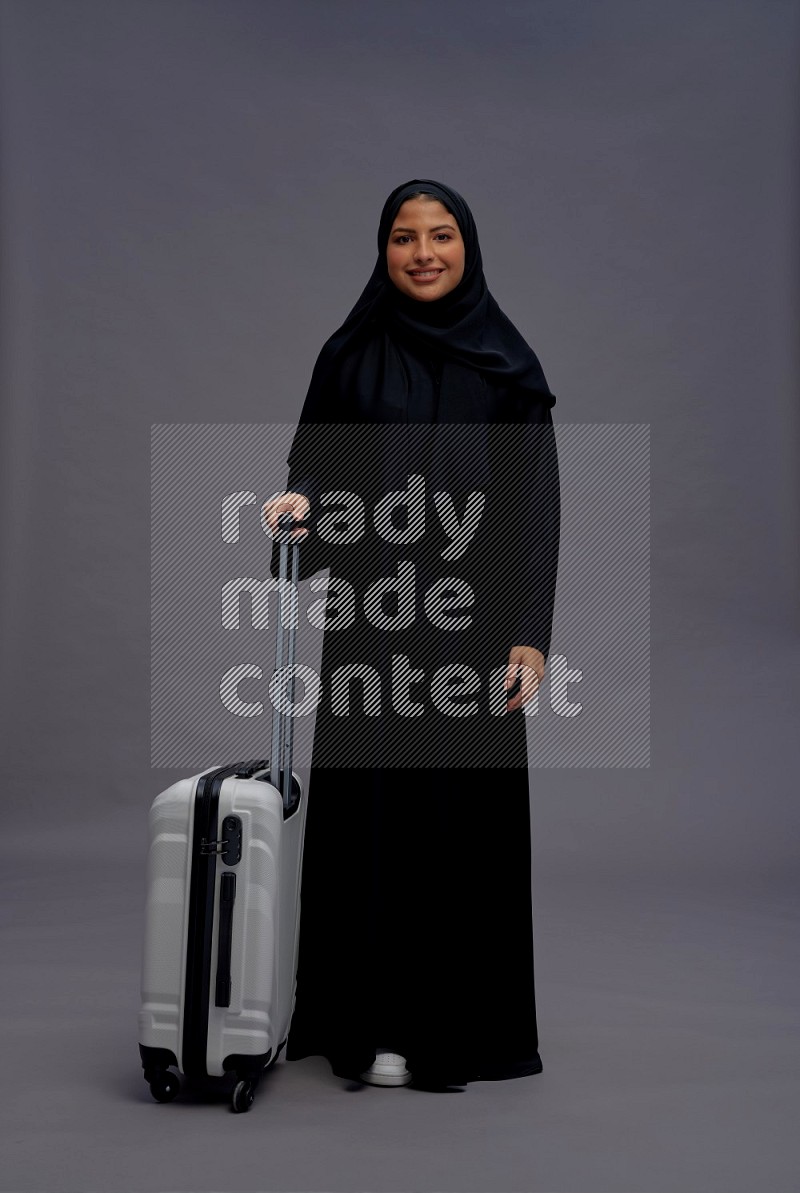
[413,239,434,261]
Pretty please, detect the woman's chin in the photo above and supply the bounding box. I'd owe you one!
[403,285,448,302]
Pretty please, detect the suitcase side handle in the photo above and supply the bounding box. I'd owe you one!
[270,512,301,810]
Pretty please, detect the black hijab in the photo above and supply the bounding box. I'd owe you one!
[276,178,555,578]
[291,177,555,427]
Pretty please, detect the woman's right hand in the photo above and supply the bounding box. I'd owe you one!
[262,491,311,541]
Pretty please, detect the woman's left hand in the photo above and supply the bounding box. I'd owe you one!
[505,645,545,711]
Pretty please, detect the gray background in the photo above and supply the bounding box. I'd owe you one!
[0,1,797,1191]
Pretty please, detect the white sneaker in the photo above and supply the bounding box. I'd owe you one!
[359,1048,412,1087]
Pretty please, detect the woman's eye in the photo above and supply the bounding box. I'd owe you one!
[393,233,452,244]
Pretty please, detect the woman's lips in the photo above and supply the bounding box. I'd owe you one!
[407,269,444,284]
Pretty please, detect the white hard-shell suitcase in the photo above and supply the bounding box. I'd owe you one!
[139,515,307,1112]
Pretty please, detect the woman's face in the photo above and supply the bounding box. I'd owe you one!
[386,198,465,301]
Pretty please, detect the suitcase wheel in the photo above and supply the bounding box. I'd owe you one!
[148,1070,180,1103]
[231,1078,257,1114]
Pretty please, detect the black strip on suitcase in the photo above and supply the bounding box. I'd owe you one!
[214,872,236,1008]
[182,764,239,1079]
[181,760,270,1078]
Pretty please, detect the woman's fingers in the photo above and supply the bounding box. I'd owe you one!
[504,660,519,690]
[285,496,310,540]
[505,646,545,711]
[505,663,540,711]
[262,492,311,540]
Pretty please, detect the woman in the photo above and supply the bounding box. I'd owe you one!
[264,179,560,1089]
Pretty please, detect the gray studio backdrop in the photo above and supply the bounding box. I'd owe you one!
[0,2,797,1192]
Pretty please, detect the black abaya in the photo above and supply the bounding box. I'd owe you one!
[285,764,540,1086]
[272,355,556,1086]
[267,179,560,1086]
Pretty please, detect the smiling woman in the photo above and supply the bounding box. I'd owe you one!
[264,178,560,1089]
[386,198,466,300]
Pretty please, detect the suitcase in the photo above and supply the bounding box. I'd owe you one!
[138,513,307,1112]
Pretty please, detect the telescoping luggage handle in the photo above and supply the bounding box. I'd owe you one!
[270,511,303,810]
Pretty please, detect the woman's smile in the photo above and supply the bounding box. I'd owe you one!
[407,267,445,283]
